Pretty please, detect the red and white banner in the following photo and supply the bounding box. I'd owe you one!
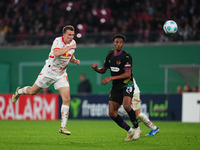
[0,94,58,120]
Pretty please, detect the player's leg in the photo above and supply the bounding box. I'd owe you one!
[109,101,135,141]
[133,92,159,136]
[109,101,130,131]
[55,74,71,135]
[137,111,159,136]
[109,84,136,141]
[123,96,141,140]
[109,86,131,132]
[123,96,139,128]
[136,108,160,136]
[58,87,71,135]
[19,83,41,95]
[12,83,42,103]
[12,73,53,103]
[135,108,156,129]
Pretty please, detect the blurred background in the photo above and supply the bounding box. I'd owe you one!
[0,0,200,123]
[0,0,200,94]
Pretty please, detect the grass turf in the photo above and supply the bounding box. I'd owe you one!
[0,120,200,150]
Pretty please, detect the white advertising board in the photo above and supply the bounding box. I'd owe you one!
[182,93,200,122]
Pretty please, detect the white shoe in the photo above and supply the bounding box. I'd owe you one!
[133,127,141,140]
[59,127,71,135]
[12,87,21,103]
[124,128,135,141]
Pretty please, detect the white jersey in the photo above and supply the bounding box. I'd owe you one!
[40,36,76,78]
[133,78,140,94]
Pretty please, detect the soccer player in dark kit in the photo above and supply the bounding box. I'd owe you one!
[92,34,141,141]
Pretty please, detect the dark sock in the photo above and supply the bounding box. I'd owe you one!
[112,115,130,131]
[127,109,139,128]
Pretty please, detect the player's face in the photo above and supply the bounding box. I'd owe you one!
[113,38,124,52]
[63,30,75,44]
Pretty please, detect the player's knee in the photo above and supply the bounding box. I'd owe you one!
[123,104,131,112]
[109,111,117,119]
[137,113,146,122]
[62,96,71,104]
[29,90,37,95]
[28,88,37,95]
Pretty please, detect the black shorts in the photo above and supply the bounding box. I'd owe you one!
[109,83,134,105]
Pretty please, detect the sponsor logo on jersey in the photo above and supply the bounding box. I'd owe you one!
[125,62,131,67]
[116,60,121,65]
[110,67,120,72]
[63,52,71,58]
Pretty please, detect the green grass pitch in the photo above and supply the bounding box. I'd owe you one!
[0,120,199,150]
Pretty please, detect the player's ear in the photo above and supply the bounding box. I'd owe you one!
[63,32,67,36]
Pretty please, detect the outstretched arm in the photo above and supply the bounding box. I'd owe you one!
[91,63,107,74]
[54,44,76,57]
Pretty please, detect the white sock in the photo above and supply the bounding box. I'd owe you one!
[18,86,29,94]
[137,113,157,130]
[61,105,70,128]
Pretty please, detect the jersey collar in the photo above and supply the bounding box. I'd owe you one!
[113,50,123,56]
[62,36,67,44]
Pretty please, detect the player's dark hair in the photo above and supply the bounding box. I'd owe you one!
[62,25,75,33]
[112,34,126,42]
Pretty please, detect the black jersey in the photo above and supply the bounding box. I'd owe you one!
[103,50,133,85]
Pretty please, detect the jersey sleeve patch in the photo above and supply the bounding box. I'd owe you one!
[124,62,131,67]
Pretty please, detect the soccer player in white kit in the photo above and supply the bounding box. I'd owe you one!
[118,78,159,137]
[12,25,80,135]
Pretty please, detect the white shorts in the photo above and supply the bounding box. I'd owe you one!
[132,79,141,110]
[35,73,69,90]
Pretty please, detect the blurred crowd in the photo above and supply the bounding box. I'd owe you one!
[177,85,199,93]
[0,0,200,45]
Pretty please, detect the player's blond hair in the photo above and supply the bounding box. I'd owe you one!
[62,25,75,33]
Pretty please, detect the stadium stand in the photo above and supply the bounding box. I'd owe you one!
[0,0,200,45]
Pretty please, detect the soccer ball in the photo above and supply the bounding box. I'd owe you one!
[163,20,178,34]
